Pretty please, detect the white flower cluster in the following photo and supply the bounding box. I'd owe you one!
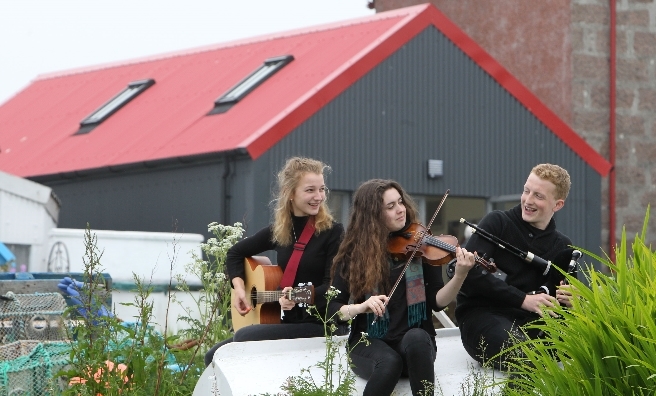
[201,222,245,258]
[326,285,341,299]
[172,221,246,348]
[203,271,226,282]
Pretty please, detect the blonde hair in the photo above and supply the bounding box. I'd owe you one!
[531,163,571,200]
[272,157,334,246]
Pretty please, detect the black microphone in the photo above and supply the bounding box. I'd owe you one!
[563,250,581,285]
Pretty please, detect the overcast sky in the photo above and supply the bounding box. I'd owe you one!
[0,0,374,105]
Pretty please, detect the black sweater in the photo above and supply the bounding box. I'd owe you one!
[226,215,344,324]
[329,257,446,346]
[455,204,573,322]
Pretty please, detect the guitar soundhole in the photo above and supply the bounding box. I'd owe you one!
[250,287,257,310]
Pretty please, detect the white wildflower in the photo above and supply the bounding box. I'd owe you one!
[326,286,341,298]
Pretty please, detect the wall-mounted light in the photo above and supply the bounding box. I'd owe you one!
[427,159,443,179]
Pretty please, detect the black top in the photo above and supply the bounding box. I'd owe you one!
[226,215,344,324]
[329,255,445,346]
[455,204,573,322]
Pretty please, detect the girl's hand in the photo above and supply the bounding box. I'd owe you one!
[361,294,389,317]
[279,286,296,310]
[232,287,252,316]
[453,246,476,278]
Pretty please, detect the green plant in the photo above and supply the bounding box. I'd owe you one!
[502,207,656,395]
[457,362,504,396]
[173,221,244,353]
[419,379,442,396]
[60,224,240,395]
[280,286,368,396]
[62,225,133,396]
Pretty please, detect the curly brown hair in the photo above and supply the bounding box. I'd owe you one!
[332,179,418,300]
[272,157,334,246]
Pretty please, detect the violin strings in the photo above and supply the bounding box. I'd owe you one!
[424,235,456,252]
[424,235,493,270]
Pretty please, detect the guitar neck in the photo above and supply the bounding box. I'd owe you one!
[252,290,286,304]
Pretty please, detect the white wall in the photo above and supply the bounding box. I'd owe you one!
[1,170,208,333]
[46,228,207,333]
[0,170,59,270]
[112,289,204,334]
[46,228,204,284]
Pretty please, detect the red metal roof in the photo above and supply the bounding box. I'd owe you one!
[0,4,611,178]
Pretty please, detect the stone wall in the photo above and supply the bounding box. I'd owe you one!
[575,0,656,246]
[613,0,656,242]
[571,0,612,250]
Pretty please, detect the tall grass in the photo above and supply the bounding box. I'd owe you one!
[60,222,241,395]
[502,208,656,395]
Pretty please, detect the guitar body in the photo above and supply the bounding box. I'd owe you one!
[231,256,283,331]
[230,256,315,332]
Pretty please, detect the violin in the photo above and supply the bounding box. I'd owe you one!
[387,223,497,273]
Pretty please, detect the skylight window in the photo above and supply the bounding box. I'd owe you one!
[208,55,294,115]
[76,79,155,135]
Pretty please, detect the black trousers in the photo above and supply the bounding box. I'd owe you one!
[458,307,541,369]
[204,322,347,367]
[349,328,437,396]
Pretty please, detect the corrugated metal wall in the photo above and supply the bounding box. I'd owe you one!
[46,161,227,239]
[260,26,602,257]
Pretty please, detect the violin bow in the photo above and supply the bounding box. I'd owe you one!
[372,189,450,325]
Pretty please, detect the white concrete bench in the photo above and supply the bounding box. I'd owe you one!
[193,327,504,395]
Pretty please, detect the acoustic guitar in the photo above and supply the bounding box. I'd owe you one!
[231,256,314,331]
